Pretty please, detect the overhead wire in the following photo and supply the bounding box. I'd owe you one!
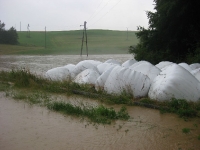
[87,0,104,21]
[87,0,112,23]
[88,0,123,28]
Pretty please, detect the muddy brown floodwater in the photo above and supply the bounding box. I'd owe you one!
[0,54,200,150]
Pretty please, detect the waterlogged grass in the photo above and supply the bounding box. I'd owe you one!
[47,102,130,124]
[5,89,130,124]
[167,98,199,117]
[0,70,131,124]
[182,128,190,134]
[139,97,200,118]
[10,90,51,105]
[0,69,200,119]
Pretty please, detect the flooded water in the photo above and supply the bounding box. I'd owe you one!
[0,54,133,76]
[0,55,200,150]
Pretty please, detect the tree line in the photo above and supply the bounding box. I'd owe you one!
[0,20,18,45]
[129,0,200,64]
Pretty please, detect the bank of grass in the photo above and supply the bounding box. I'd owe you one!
[182,128,190,134]
[0,69,130,124]
[47,102,129,124]
[0,69,200,120]
[0,30,138,55]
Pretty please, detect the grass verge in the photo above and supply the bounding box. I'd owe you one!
[47,102,129,124]
[0,69,200,119]
[0,69,130,124]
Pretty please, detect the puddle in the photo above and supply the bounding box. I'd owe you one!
[0,55,200,150]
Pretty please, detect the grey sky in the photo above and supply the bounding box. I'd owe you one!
[0,0,155,31]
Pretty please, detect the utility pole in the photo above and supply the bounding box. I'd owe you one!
[45,26,46,48]
[27,24,30,38]
[126,27,129,40]
[20,22,21,32]
[80,21,88,57]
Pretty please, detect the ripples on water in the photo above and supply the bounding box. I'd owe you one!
[0,54,133,76]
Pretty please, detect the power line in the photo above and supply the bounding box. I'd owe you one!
[88,0,123,28]
[88,0,112,23]
[87,0,104,21]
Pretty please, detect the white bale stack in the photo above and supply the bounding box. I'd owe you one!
[74,69,100,85]
[104,59,121,65]
[72,60,102,76]
[191,68,200,81]
[104,66,151,98]
[190,63,200,70]
[95,67,115,91]
[148,64,200,102]
[45,66,72,81]
[179,63,192,72]
[97,63,119,74]
[129,61,161,83]
[129,61,149,69]
[122,59,137,68]
[45,58,200,102]
[155,61,173,70]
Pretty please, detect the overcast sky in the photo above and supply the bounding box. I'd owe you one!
[0,0,155,31]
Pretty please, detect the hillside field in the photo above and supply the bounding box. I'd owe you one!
[0,30,138,55]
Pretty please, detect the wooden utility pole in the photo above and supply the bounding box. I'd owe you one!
[27,24,30,38]
[45,26,46,48]
[126,27,129,40]
[80,21,88,56]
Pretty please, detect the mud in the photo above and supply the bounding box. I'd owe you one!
[0,55,200,150]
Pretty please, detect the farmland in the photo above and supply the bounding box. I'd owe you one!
[0,30,138,55]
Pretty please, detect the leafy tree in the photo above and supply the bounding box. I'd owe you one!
[130,0,200,64]
[0,20,18,45]
[0,20,5,31]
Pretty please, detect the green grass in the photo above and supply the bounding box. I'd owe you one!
[47,102,129,124]
[0,30,138,55]
[0,70,131,124]
[182,128,190,134]
[1,69,200,120]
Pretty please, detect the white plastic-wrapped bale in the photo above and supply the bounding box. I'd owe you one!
[179,63,192,72]
[129,61,149,69]
[64,64,75,72]
[104,66,151,98]
[155,61,173,70]
[129,61,161,83]
[63,64,76,79]
[104,59,121,65]
[97,63,119,74]
[148,64,200,102]
[122,59,137,68]
[72,60,101,76]
[45,66,71,81]
[95,67,115,91]
[191,68,200,82]
[190,63,200,70]
[74,69,100,85]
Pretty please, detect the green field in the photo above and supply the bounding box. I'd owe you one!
[0,30,138,55]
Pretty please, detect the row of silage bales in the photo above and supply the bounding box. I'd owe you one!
[45,58,200,102]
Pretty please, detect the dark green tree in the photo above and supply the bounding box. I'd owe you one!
[0,21,18,45]
[0,20,5,31]
[7,27,19,44]
[129,0,200,64]
[0,21,6,43]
